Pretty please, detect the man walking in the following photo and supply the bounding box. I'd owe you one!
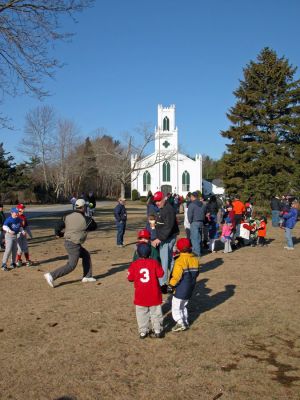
[114,198,127,247]
[187,191,207,256]
[152,191,179,292]
[44,199,97,288]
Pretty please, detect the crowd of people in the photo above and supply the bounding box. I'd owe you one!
[0,191,298,339]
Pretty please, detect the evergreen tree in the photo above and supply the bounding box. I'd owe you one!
[0,143,17,200]
[220,48,300,202]
[81,137,99,193]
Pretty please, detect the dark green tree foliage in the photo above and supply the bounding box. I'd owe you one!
[221,48,300,202]
[81,137,99,192]
[0,143,16,199]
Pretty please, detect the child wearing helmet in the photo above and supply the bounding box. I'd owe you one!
[167,238,200,332]
[128,242,164,339]
[15,204,33,267]
[1,208,24,271]
[132,229,160,262]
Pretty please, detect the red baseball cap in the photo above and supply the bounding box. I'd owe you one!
[153,191,164,202]
[137,229,151,239]
[16,203,25,210]
[176,238,192,252]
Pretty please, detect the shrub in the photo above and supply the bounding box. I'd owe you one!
[131,189,139,201]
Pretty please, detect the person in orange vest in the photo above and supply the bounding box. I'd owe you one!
[232,195,245,237]
[257,216,267,246]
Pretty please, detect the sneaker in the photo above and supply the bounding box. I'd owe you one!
[44,272,54,288]
[1,264,9,272]
[82,277,96,283]
[26,260,32,267]
[284,246,294,250]
[16,260,22,267]
[139,332,148,339]
[172,323,187,332]
[10,263,17,269]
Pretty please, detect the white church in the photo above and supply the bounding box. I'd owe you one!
[131,104,202,197]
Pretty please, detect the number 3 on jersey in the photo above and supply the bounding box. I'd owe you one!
[140,268,150,283]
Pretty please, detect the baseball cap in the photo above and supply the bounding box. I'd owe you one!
[191,191,199,198]
[153,191,164,202]
[11,207,19,213]
[137,229,151,240]
[75,199,86,208]
[16,203,25,210]
[176,238,192,252]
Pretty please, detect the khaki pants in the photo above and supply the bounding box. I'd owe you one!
[135,305,163,334]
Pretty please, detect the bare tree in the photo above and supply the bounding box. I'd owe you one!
[0,0,93,127]
[49,118,79,198]
[21,105,56,190]
[98,123,176,198]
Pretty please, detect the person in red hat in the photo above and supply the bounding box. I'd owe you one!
[15,203,33,267]
[151,191,179,293]
[167,238,200,332]
[132,229,160,262]
[128,242,164,339]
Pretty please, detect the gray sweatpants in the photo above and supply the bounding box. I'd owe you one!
[50,240,92,281]
[135,305,163,334]
[2,233,17,265]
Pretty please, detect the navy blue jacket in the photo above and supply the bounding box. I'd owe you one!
[114,203,127,222]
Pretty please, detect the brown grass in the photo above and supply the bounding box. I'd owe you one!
[0,204,299,400]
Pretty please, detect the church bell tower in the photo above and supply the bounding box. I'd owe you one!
[155,104,178,157]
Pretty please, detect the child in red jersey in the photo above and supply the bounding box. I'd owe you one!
[15,204,33,266]
[257,216,267,247]
[128,242,164,339]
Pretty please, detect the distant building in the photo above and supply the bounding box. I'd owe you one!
[131,105,202,197]
[202,179,225,197]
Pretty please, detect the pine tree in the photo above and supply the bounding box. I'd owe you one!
[0,143,17,200]
[220,48,300,202]
[81,137,99,193]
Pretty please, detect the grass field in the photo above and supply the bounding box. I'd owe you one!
[0,204,299,400]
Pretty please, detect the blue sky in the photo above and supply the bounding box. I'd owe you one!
[1,0,300,162]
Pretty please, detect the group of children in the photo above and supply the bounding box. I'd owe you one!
[1,204,33,271]
[208,214,268,254]
[128,229,200,338]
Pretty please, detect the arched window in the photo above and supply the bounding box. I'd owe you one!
[143,170,151,192]
[182,170,190,191]
[163,116,169,131]
[163,161,170,182]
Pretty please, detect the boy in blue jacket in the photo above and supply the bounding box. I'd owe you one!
[167,238,200,332]
[1,208,24,271]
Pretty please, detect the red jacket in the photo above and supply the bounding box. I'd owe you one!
[257,221,267,237]
[128,258,164,307]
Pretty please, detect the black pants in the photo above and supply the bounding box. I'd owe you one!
[257,237,266,246]
[51,240,92,280]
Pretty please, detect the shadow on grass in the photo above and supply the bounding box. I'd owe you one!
[163,278,236,332]
[94,262,130,280]
[200,257,224,273]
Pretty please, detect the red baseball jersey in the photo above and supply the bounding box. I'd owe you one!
[127,258,164,307]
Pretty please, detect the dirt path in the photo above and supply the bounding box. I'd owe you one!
[0,204,299,400]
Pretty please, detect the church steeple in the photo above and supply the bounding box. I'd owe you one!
[155,104,178,155]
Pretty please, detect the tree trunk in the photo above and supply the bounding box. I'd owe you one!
[120,182,125,199]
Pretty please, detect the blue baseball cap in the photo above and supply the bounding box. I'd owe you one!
[11,207,19,213]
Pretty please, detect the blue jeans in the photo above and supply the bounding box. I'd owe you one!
[159,235,176,286]
[284,228,294,248]
[116,221,126,245]
[271,210,280,227]
[190,221,202,256]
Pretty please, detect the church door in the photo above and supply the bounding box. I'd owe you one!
[161,184,172,194]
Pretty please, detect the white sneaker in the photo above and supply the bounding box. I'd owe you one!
[284,246,294,250]
[44,273,54,288]
[82,277,96,283]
